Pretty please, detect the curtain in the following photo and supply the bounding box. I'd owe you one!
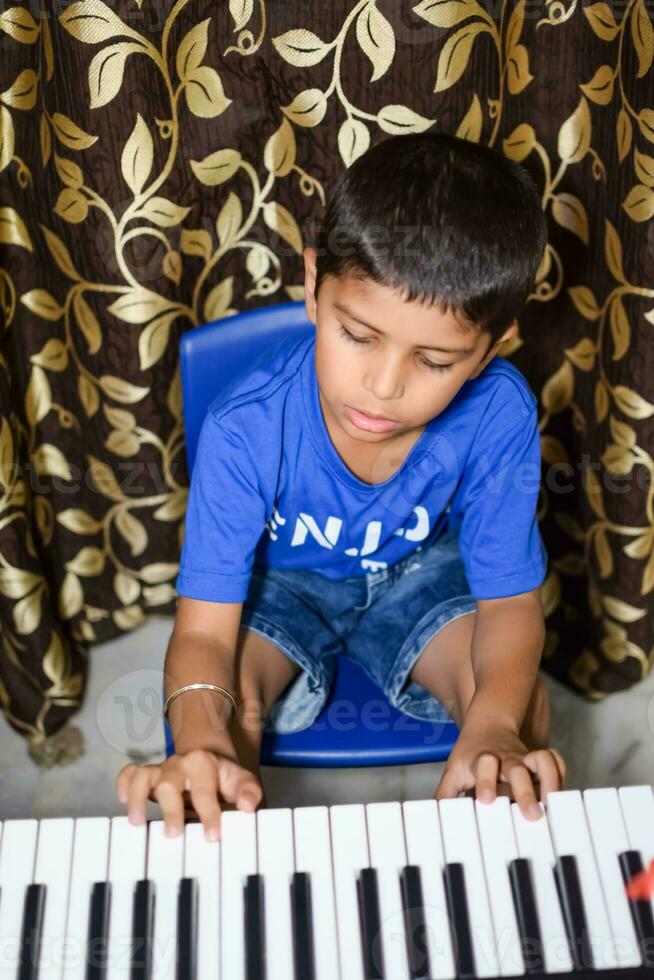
[1,0,652,765]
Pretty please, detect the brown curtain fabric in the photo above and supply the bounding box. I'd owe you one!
[1,0,652,765]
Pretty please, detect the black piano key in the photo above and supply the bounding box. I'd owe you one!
[619,849,654,966]
[357,867,385,980]
[86,881,112,980]
[245,873,266,980]
[553,854,594,970]
[18,883,46,980]
[176,877,198,980]
[508,858,543,974]
[131,879,155,980]
[442,862,476,980]
[400,865,431,980]
[291,871,316,980]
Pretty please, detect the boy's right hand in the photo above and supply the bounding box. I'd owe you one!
[115,749,263,842]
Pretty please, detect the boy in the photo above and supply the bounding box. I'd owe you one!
[117,132,565,841]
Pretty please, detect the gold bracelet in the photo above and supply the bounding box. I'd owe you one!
[163,683,238,725]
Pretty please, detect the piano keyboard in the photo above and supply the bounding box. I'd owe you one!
[2,786,654,980]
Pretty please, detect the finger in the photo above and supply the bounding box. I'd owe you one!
[504,760,542,820]
[116,763,137,804]
[548,747,567,787]
[472,752,500,805]
[183,756,222,842]
[435,765,469,802]
[127,767,158,825]
[522,750,562,802]
[217,759,263,811]
[152,771,186,837]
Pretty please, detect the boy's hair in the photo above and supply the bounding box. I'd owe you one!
[312,132,548,357]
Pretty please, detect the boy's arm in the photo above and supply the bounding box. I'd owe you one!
[463,588,545,734]
[164,596,244,757]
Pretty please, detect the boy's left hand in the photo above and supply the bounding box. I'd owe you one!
[434,720,566,821]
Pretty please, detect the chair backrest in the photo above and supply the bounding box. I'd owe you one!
[179,301,312,472]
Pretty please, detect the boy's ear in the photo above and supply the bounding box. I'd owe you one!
[303,247,318,326]
[469,321,519,378]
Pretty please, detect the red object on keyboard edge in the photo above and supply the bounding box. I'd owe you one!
[625,858,654,901]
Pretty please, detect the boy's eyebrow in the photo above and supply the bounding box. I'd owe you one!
[333,302,476,355]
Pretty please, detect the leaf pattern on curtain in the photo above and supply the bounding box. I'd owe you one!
[0,0,652,763]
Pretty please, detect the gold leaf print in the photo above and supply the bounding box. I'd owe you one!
[138,311,181,370]
[0,6,39,43]
[434,24,492,93]
[54,188,89,224]
[42,17,54,80]
[185,67,232,119]
[624,530,654,559]
[163,250,182,285]
[51,112,98,151]
[56,509,103,535]
[87,456,125,501]
[507,45,533,95]
[115,512,148,557]
[114,571,140,605]
[78,376,100,417]
[595,380,609,423]
[622,184,654,220]
[616,109,632,162]
[59,572,83,619]
[189,148,241,186]
[634,150,654,186]
[43,634,66,686]
[580,65,615,106]
[140,563,179,584]
[180,229,212,259]
[39,112,51,166]
[541,360,574,413]
[54,154,83,189]
[262,202,303,255]
[585,465,606,519]
[0,566,42,600]
[414,0,493,29]
[204,277,234,321]
[583,2,620,41]
[1,69,38,110]
[108,286,175,324]
[610,416,637,447]
[59,0,145,45]
[135,197,191,228]
[456,95,482,141]
[503,123,536,162]
[32,444,73,482]
[557,97,591,164]
[604,219,625,281]
[114,607,146,630]
[631,0,654,78]
[338,118,371,166]
[601,595,646,623]
[0,207,32,250]
[282,89,328,128]
[376,104,433,134]
[14,589,43,636]
[97,377,149,403]
[25,366,52,425]
[0,106,15,173]
[229,0,254,32]
[88,42,146,109]
[636,109,654,143]
[613,386,654,419]
[264,118,296,177]
[564,338,596,372]
[568,285,601,320]
[355,4,395,83]
[216,192,243,247]
[40,225,80,280]
[609,296,630,359]
[121,113,153,196]
[176,18,210,81]
[105,429,139,455]
[272,29,333,68]
[73,294,102,355]
[551,192,589,245]
[21,289,64,321]
[30,339,69,372]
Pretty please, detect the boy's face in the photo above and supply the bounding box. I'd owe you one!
[303,247,518,447]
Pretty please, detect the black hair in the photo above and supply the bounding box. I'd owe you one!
[312,132,548,358]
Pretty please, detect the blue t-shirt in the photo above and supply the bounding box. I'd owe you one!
[175,331,548,602]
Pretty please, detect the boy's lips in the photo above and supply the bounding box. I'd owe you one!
[345,406,400,433]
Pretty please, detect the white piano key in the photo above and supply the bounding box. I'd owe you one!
[257,808,295,980]
[63,817,111,980]
[33,818,75,980]
[583,788,641,967]
[366,802,410,980]
[293,805,339,980]
[440,797,500,977]
[0,820,38,980]
[146,822,185,980]
[546,789,616,969]
[220,810,257,980]
[511,802,573,974]
[475,798,525,976]
[330,804,368,980]
[618,785,654,929]
[107,816,147,980]
[402,800,456,980]
[184,823,220,980]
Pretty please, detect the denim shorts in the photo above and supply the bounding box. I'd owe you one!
[239,525,477,733]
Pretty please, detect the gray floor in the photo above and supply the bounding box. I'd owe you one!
[1,615,653,820]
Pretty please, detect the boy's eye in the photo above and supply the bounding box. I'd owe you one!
[338,324,452,374]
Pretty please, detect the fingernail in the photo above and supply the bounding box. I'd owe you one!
[128,809,142,824]
[205,826,220,842]
[118,788,126,803]
[529,803,542,818]
[165,824,181,837]
[241,794,257,810]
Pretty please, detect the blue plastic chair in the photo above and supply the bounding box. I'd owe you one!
[166,301,459,767]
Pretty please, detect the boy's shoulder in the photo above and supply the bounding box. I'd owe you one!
[456,354,538,438]
[206,330,313,428]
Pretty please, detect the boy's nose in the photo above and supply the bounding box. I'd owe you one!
[363,360,405,401]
